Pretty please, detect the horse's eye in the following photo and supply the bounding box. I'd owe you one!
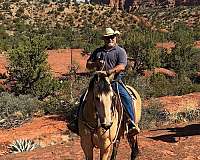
[112,95,115,101]
[95,97,100,101]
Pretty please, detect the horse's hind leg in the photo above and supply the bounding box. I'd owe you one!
[127,135,139,160]
[82,145,93,160]
[110,139,120,160]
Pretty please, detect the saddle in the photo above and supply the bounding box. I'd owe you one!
[115,80,137,119]
[113,81,141,136]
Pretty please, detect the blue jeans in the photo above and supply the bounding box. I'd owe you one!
[111,81,135,122]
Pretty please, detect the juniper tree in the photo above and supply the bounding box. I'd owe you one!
[8,35,60,99]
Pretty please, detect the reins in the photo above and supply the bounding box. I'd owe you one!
[105,81,123,149]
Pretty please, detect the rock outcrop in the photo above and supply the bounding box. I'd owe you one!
[144,92,200,113]
[107,0,200,10]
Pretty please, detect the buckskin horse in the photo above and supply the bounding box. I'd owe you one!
[78,71,141,160]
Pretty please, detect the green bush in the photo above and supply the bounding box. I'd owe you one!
[127,73,200,100]
[168,109,200,123]
[7,35,60,99]
[139,100,168,129]
[0,92,42,129]
[140,100,200,129]
[122,28,165,73]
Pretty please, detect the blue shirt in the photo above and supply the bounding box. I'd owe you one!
[88,45,127,71]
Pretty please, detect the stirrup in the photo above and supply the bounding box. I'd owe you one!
[125,120,140,136]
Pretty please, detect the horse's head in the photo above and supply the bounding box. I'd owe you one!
[89,71,115,130]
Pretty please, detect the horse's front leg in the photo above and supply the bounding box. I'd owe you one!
[80,136,94,160]
[100,146,111,160]
[110,138,121,160]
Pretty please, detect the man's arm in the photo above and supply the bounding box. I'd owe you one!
[107,64,126,75]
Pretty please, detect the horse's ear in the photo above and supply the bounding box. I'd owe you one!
[108,73,115,82]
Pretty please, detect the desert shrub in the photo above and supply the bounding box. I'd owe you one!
[42,74,89,116]
[0,85,5,93]
[168,109,200,123]
[126,74,172,99]
[122,28,165,74]
[139,100,169,129]
[144,74,174,98]
[169,23,194,44]
[161,46,199,77]
[0,26,10,51]
[42,96,70,115]
[2,2,10,10]
[141,106,200,129]
[129,73,200,99]
[15,7,24,17]
[160,23,199,78]
[7,35,60,99]
[80,25,103,53]
[0,92,42,129]
[45,27,80,49]
[140,100,200,129]
[171,78,200,95]
[193,26,200,41]
[15,20,31,34]
[9,139,39,153]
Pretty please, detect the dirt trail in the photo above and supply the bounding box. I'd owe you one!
[0,116,199,160]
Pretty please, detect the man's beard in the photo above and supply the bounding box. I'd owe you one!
[107,42,115,47]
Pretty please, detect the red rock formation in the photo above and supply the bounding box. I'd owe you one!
[109,0,200,9]
[143,67,176,78]
[144,92,200,113]
[156,42,175,52]
[0,54,8,77]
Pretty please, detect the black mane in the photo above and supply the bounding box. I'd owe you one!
[89,74,111,94]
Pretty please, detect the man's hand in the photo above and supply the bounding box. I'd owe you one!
[86,60,105,70]
[106,69,114,76]
[96,60,105,69]
[106,64,125,75]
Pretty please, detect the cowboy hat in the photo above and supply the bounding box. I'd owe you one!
[103,28,120,37]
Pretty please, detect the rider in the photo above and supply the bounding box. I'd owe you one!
[85,27,140,135]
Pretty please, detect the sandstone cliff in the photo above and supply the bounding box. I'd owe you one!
[106,0,200,10]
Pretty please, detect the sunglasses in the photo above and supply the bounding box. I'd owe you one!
[104,35,116,40]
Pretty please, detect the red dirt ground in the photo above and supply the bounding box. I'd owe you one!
[0,115,199,160]
[0,93,199,160]
[0,48,200,159]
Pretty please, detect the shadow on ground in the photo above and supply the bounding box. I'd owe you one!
[148,123,200,143]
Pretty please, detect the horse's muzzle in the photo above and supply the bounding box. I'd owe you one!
[101,122,113,130]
